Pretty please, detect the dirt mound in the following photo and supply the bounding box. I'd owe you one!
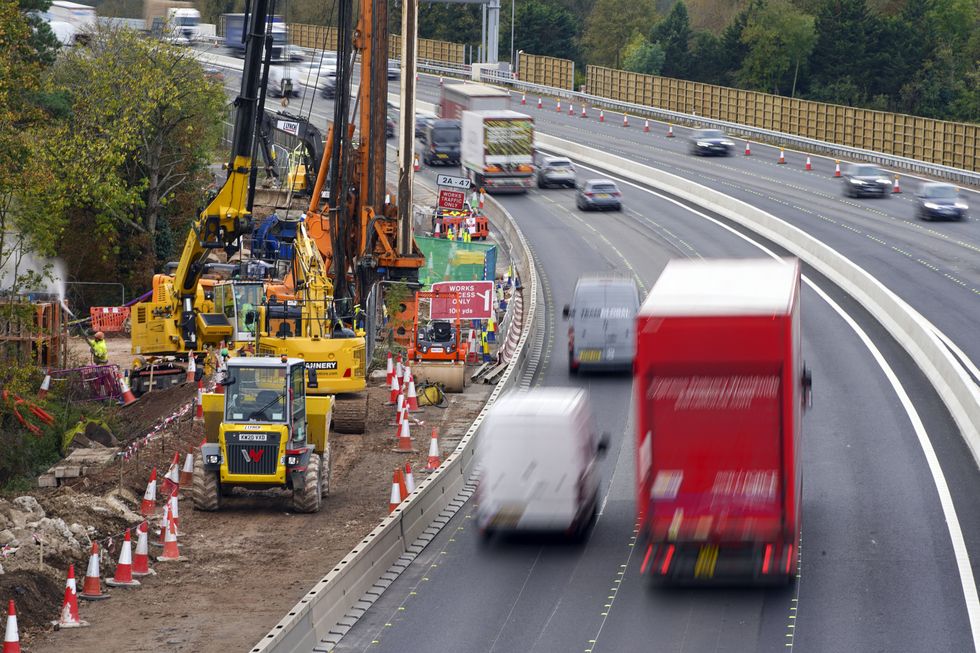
[112,384,197,443]
[0,570,63,631]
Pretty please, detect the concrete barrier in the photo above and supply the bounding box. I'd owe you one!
[536,132,980,466]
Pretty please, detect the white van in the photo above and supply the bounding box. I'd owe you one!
[476,388,608,540]
[563,274,640,374]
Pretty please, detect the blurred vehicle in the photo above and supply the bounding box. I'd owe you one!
[387,60,400,79]
[266,65,297,98]
[476,388,608,540]
[842,164,891,198]
[575,179,622,211]
[286,46,305,62]
[536,156,576,189]
[386,115,396,139]
[915,182,968,221]
[415,111,437,138]
[294,59,336,90]
[320,73,338,99]
[422,119,461,165]
[635,258,811,583]
[563,275,639,373]
[688,128,734,156]
[203,66,225,83]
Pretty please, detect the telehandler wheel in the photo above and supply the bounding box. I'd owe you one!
[320,445,332,498]
[192,453,221,511]
[332,393,367,434]
[292,453,322,513]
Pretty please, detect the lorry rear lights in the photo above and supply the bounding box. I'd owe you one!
[785,544,794,574]
[640,543,654,574]
[660,544,675,575]
[762,543,773,574]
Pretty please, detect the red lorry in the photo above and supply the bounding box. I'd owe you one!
[634,258,811,583]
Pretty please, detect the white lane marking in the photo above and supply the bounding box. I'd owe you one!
[566,159,980,651]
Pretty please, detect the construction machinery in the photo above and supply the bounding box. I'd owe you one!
[406,291,467,391]
[194,356,332,512]
[256,110,325,198]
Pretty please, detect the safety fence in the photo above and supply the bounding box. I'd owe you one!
[518,53,574,91]
[0,300,69,368]
[287,24,465,64]
[586,66,979,173]
[89,306,131,334]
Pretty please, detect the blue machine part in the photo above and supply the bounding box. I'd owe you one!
[253,214,300,263]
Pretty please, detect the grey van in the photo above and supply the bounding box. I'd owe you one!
[422,119,462,166]
[563,275,640,373]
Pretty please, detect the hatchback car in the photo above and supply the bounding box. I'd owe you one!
[842,164,892,198]
[916,182,968,221]
[689,128,734,156]
[576,179,622,211]
[536,156,576,188]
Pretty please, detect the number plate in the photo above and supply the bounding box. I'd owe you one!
[596,193,609,199]
[579,349,601,362]
[437,153,448,159]
[238,433,268,442]
[430,346,444,353]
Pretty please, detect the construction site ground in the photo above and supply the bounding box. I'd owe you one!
[4,333,493,652]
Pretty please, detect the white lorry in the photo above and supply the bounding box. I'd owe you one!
[476,388,608,540]
[460,109,535,194]
[144,0,201,45]
[46,0,96,45]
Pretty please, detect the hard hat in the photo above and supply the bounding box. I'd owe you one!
[94,331,105,340]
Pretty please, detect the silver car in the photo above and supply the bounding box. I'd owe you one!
[536,156,576,188]
[576,179,622,211]
[563,275,640,373]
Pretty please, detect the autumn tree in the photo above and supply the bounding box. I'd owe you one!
[621,30,665,75]
[582,0,657,67]
[737,0,816,95]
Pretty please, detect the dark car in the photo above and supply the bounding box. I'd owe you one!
[422,119,461,165]
[320,73,337,98]
[536,156,576,189]
[415,112,436,139]
[576,179,622,211]
[387,115,396,139]
[689,128,734,156]
[842,164,892,198]
[916,182,968,221]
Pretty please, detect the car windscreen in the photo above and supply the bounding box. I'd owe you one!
[699,130,725,139]
[548,159,572,168]
[924,185,957,199]
[853,166,883,176]
[589,184,617,193]
[432,127,461,144]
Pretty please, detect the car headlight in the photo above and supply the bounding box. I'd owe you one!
[924,202,940,209]
[697,141,710,147]
[850,179,864,184]
[721,140,734,146]
[955,202,968,209]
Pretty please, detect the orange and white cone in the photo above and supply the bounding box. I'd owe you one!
[4,600,20,652]
[778,149,786,164]
[395,355,404,381]
[390,393,405,426]
[179,452,194,488]
[140,468,157,517]
[388,469,402,512]
[568,103,574,116]
[744,141,751,156]
[38,372,51,400]
[667,124,674,137]
[892,176,901,193]
[193,379,204,422]
[404,462,416,494]
[520,93,526,105]
[479,189,485,210]
[834,160,841,177]
[413,154,421,172]
[385,352,394,386]
[426,427,442,471]
[79,543,109,601]
[167,492,180,533]
[106,529,141,588]
[405,375,421,412]
[556,100,561,112]
[439,76,444,86]
[157,507,184,562]
[537,97,542,109]
[185,355,196,383]
[643,119,650,133]
[580,105,587,118]
[131,521,155,577]
[387,374,401,405]
[805,156,812,171]
[161,452,180,497]
[395,418,414,453]
[622,114,629,128]
[52,564,89,628]
[118,370,137,407]
[396,467,408,501]
[599,109,604,122]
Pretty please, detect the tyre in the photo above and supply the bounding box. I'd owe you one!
[537,178,545,189]
[192,453,220,511]
[320,445,332,498]
[568,352,578,375]
[292,452,321,513]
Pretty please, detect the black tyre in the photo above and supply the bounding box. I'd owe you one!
[192,453,220,511]
[320,445,332,498]
[292,453,322,513]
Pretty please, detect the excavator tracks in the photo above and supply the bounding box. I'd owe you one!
[332,393,368,434]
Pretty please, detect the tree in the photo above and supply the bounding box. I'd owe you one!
[651,1,692,78]
[687,30,729,84]
[582,0,657,67]
[806,0,882,101]
[504,0,580,62]
[737,0,816,95]
[18,0,60,65]
[621,30,665,75]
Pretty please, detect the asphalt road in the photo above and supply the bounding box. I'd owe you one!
[206,56,980,652]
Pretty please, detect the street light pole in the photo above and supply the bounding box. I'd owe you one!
[510,0,514,69]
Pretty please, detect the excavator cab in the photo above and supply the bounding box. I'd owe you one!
[212,281,266,343]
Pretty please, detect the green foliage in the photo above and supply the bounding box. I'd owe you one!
[651,1,692,78]
[505,0,580,62]
[621,31,665,74]
[19,0,61,65]
[737,0,816,95]
[583,0,658,67]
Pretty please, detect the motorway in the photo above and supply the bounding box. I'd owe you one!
[209,53,980,651]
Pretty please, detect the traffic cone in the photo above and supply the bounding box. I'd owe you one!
[140,468,157,517]
[117,370,137,407]
[388,469,402,512]
[778,148,786,164]
[395,418,414,453]
[405,375,421,412]
[568,103,574,116]
[892,176,901,193]
[439,76,443,86]
[805,156,812,171]
[520,93,526,105]
[404,462,416,494]
[161,452,180,496]
[79,543,109,601]
[185,355,196,383]
[155,501,169,547]
[52,564,89,628]
[413,155,421,172]
[38,372,51,400]
[581,105,587,118]
[179,452,194,487]
[387,374,400,405]
[391,392,405,427]
[401,363,412,388]
[537,97,542,109]
[479,189,485,209]
[106,529,141,588]
[396,466,408,501]
[4,600,19,652]
[385,352,394,386]
[131,522,155,577]
[744,141,751,156]
[599,109,604,122]
[667,124,674,137]
[622,114,629,128]
[168,492,180,533]
[834,160,841,177]
[556,100,561,112]
[396,355,404,380]
[156,506,184,562]
[643,119,650,133]
[193,379,204,422]
[426,427,442,471]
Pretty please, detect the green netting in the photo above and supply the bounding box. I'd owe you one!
[416,236,498,287]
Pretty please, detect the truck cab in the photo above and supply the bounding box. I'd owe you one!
[422,119,461,166]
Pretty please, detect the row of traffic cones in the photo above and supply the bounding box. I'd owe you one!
[388,427,444,513]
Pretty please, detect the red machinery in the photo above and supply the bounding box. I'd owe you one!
[407,291,468,363]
